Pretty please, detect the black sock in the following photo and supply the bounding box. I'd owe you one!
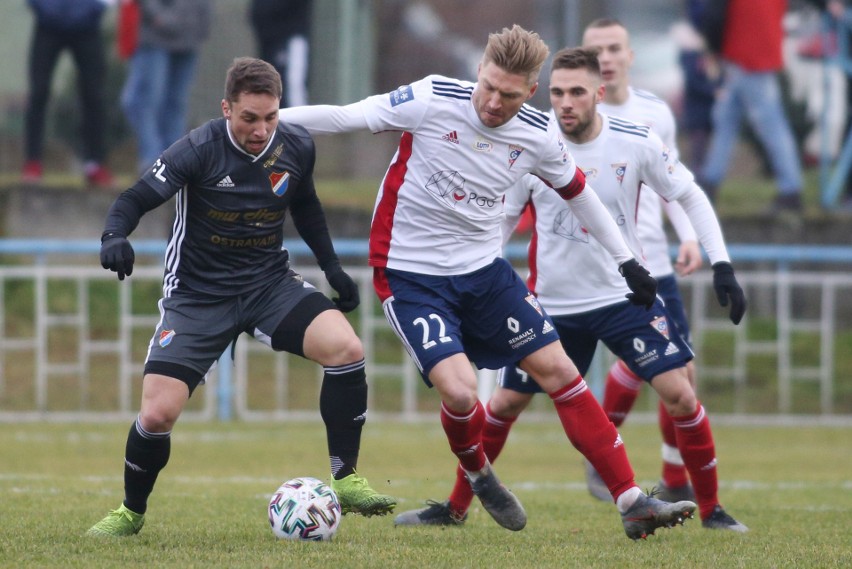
[320,359,367,480]
[123,418,171,515]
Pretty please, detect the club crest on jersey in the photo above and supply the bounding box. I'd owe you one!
[611,163,627,185]
[389,85,414,107]
[650,316,670,339]
[269,171,290,196]
[508,144,524,169]
[159,329,176,347]
[524,294,543,316]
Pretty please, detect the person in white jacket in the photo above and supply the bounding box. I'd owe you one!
[393,46,748,533]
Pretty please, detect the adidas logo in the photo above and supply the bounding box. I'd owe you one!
[664,342,680,356]
[542,320,554,334]
[442,130,459,144]
[217,175,235,187]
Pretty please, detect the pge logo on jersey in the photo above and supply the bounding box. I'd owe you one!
[389,85,414,107]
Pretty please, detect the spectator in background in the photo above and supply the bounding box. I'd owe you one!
[249,0,312,108]
[121,0,211,175]
[816,0,852,208]
[22,0,115,188]
[674,1,721,173]
[699,0,805,212]
[115,0,140,63]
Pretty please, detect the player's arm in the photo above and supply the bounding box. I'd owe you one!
[640,134,746,323]
[279,102,370,135]
[289,151,360,313]
[100,180,171,280]
[674,186,746,323]
[554,169,657,308]
[280,77,432,136]
[662,199,702,276]
[554,168,632,264]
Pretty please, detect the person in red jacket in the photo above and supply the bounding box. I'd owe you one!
[698,0,805,212]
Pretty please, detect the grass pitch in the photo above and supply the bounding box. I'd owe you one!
[1,419,850,569]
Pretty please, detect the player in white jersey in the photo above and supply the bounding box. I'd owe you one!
[583,18,703,503]
[280,25,697,538]
[393,47,748,534]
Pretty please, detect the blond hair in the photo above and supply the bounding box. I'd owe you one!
[482,24,550,84]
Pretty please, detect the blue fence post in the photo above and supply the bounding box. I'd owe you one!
[217,345,234,421]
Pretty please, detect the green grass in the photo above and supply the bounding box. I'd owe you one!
[1,420,850,568]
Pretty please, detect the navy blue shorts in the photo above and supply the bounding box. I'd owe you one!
[382,258,560,386]
[657,274,692,347]
[499,298,694,394]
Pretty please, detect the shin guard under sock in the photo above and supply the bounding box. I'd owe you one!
[658,400,689,487]
[603,360,643,427]
[320,359,368,480]
[440,401,486,473]
[551,376,636,501]
[672,404,720,519]
[448,402,516,514]
[123,417,171,515]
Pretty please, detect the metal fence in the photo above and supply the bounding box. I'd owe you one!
[1,240,851,424]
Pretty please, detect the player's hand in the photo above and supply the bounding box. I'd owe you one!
[324,264,360,313]
[618,259,657,310]
[674,240,703,276]
[712,261,746,325]
[100,234,135,281]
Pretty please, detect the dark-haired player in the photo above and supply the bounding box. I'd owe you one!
[88,57,395,537]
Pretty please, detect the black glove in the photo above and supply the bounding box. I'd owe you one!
[618,259,657,310]
[100,234,135,281]
[324,263,360,313]
[712,261,746,325]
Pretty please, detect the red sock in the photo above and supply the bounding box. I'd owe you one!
[448,402,516,514]
[603,360,643,427]
[658,400,689,488]
[551,375,635,502]
[672,403,719,519]
[440,401,486,473]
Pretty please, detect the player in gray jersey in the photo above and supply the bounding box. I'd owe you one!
[88,58,395,538]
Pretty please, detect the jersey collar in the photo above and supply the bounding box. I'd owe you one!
[224,121,277,162]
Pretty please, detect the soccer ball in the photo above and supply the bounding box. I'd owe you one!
[268,477,341,541]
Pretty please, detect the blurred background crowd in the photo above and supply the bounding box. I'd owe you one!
[1,0,851,213]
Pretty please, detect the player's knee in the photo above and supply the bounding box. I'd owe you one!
[489,390,528,418]
[527,360,577,393]
[659,384,698,417]
[138,408,179,433]
[331,333,364,365]
[442,390,479,414]
[308,330,364,367]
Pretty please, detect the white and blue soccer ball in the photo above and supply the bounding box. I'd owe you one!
[268,477,341,541]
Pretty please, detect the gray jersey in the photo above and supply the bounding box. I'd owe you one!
[116,118,337,296]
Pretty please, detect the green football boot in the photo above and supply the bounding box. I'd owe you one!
[87,504,145,537]
[331,471,397,516]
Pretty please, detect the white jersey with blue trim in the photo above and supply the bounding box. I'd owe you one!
[599,87,680,277]
[504,113,695,315]
[358,74,577,276]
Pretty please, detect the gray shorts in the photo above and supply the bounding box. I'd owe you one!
[144,269,334,391]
